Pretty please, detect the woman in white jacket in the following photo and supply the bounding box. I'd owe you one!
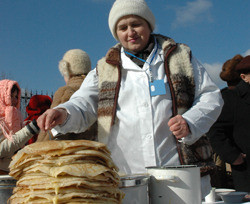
[37,0,223,198]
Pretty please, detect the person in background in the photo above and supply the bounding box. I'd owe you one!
[220,54,243,90]
[210,54,243,189]
[37,49,97,142]
[0,79,23,173]
[208,55,250,192]
[37,0,223,198]
[24,95,52,144]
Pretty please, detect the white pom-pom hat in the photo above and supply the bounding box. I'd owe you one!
[108,0,155,41]
[58,49,91,78]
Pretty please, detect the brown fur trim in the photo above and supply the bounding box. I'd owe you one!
[105,44,121,66]
[177,135,216,176]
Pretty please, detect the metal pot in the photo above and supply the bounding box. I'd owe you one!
[0,175,16,204]
[119,174,150,204]
[147,165,201,204]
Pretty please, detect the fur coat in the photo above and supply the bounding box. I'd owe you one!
[37,75,97,141]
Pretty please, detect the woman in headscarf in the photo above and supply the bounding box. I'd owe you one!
[0,79,23,173]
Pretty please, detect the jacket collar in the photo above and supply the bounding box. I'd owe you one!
[237,80,250,104]
[105,34,177,67]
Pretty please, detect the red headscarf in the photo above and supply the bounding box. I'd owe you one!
[24,95,52,144]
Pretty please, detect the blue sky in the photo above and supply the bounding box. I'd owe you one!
[0,0,250,95]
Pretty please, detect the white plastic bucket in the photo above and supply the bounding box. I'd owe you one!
[119,174,150,204]
[147,165,201,204]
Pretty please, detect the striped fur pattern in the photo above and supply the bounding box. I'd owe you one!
[157,34,215,176]
[97,44,121,144]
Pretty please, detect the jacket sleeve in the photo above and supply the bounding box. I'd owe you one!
[207,90,241,164]
[181,57,224,145]
[51,69,99,136]
[0,126,33,158]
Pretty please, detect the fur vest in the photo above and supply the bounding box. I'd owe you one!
[97,34,215,176]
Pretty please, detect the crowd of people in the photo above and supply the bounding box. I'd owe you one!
[0,0,249,201]
[0,48,94,174]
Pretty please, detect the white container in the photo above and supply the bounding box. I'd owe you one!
[147,165,201,204]
[0,175,16,204]
[205,187,216,202]
[119,174,149,204]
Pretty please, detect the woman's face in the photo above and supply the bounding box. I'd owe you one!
[240,73,250,84]
[11,90,18,107]
[116,15,151,52]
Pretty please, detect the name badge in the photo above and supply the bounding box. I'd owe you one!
[149,79,166,96]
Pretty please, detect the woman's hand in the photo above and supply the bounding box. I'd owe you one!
[37,108,68,131]
[168,115,191,140]
[232,153,246,165]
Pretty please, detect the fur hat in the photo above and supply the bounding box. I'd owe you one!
[220,54,242,87]
[108,0,155,40]
[235,55,250,74]
[58,49,91,78]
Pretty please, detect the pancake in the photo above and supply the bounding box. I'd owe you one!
[9,140,124,204]
[16,140,110,156]
[11,186,123,203]
[8,140,124,204]
[9,140,114,172]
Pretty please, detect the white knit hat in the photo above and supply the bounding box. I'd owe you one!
[58,49,91,78]
[108,0,155,40]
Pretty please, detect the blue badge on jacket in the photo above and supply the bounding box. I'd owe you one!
[149,79,166,96]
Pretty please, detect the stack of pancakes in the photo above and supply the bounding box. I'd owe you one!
[8,140,124,204]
